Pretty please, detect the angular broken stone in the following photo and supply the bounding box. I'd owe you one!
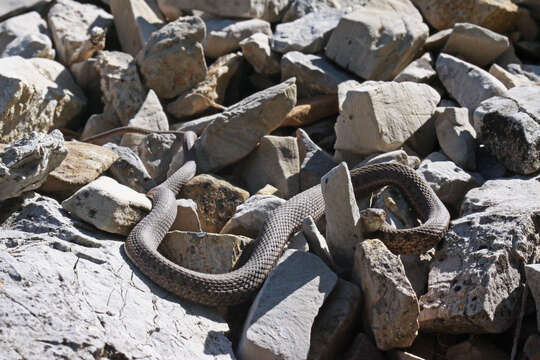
[170,199,201,232]
[103,143,156,193]
[326,9,428,80]
[393,53,437,84]
[239,33,280,76]
[238,249,338,360]
[296,128,337,191]
[525,264,540,332]
[301,215,337,271]
[62,176,151,236]
[0,0,52,22]
[137,16,207,99]
[0,131,67,201]
[0,11,55,59]
[195,78,297,173]
[137,133,181,185]
[282,0,339,22]
[47,0,113,66]
[489,63,534,89]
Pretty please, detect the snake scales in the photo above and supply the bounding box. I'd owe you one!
[94,130,452,307]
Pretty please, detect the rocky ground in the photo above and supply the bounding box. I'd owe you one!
[0,0,539,359]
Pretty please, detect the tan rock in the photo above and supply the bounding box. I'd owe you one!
[255,184,279,196]
[239,33,280,76]
[170,199,201,232]
[179,174,249,233]
[489,63,535,88]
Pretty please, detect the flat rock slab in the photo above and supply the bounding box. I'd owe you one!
[0,0,51,22]
[0,11,55,59]
[0,193,234,360]
[238,249,337,360]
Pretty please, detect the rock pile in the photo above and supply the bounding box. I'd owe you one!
[0,0,539,359]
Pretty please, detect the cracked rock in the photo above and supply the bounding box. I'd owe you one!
[0,11,55,59]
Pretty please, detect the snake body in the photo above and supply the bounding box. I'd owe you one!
[123,130,450,307]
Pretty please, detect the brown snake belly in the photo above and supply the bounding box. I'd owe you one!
[124,131,450,307]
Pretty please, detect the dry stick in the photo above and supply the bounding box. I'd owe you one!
[80,126,186,144]
[511,283,529,360]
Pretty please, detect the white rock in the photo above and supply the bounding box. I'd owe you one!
[47,0,113,66]
[302,215,337,271]
[137,133,181,185]
[238,249,338,360]
[282,0,339,22]
[240,33,280,76]
[393,53,437,83]
[489,63,534,88]
[0,0,52,22]
[0,11,54,59]
[62,176,152,236]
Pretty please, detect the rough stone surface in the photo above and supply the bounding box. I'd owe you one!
[394,53,437,84]
[167,52,243,119]
[159,231,251,274]
[104,142,156,193]
[220,194,285,238]
[0,131,67,201]
[179,174,249,233]
[0,56,86,143]
[343,333,385,360]
[240,135,300,199]
[296,128,337,191]
[272,9,345,54]
[419,175,540,333]
[525,264,540,332]
[353,239,419,350]
[204,18,271,59]
[281,51,351,97]
[0,11,54,59]
[489,63,534,88]
[423,28,452,52]
[47,0,113,66]
[473,86,540,175]
[334,81,440,156]
[238,249,338,360]
[507,63,540,82]
[171,199,201,232]
[0,193,234,360]
[436,53,507,113]
[62,176,152,236]
[325,9,429,81]
[239,33,280,76]
[137,16,207,99]
[302,215,337,271]
[194,78,297,173]
[282,0,339,22]
[434,107,477,171]
[411,0,519,33]
[137,133,181,185]
[41,141,118,200]
[0,0,52,22]
[80,106,123,142]
[443,23,509,67]
[321,162,362,269]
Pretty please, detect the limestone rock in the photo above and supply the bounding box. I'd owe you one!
[159,231,251,274]
[272,9,345,54]
[104,143,156,193]
[41,141,118,200]
[195,78,297,173]
[0,0,52,22]
[137,16,207,99]
[179,174,249,233]
[282,0,339,22]
[325,9,428,81]
[507,63,540,82]
[70,58,102,101]
[171,199,201,232]
[353,239,419,350]
[204,18,271,59]
[473,86,540,175]
[47,0,113,66]
[281,51,351,97]
[240,135,300,199]
[137,133,181,185]
[220,194,285,238]
[81,105,123,141]
[394,53,437,84]
[302,215,337,271]
[296,128,337,191]
[436,53,507,113]
[0,11,54,59]
[239,33,280,76]
[321,162,362,269]
[525,264,540,332]
[110,0,164,57]
[411,0,519,33]
[419,175,540,333]
[423,29,452,52]
[489,63,535,88]
[256,184,279,196]
[334,81,440,156]
[238,249,338,360]
[62,176,152,236]
[167,52,243,119]
[434,107,477,171]
[0,193,234,359]
[0,131,67,201]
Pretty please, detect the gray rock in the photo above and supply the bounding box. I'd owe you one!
[272,9,345,54]
[325,9,428,80]
[47,0,113,66]
[489,63,534,88]
[302,215,337,271]
[96,51,147,125]
[525,264,540,332]
[281,0,339,22]
[137,133,181,185]
[81,104,122,142]
[156,0,183,20]
[473,86,540,175]
[239,33,280,76]
[296,128,337,191]
[321,162,362,269]
[0,0,51,22]
[507,63,540,82]
[417,152,482,212]
[394,53,437,84]
[220,194,285,238]
[0,131,67,201]
[354,149,420,169]
[0,11,54,59]
[445,337,509,359]
[436,53,507,113]
[62,176,152,236]
[353,239,419,350]
[171,199,202,232]
[343,333,385,360]
[287,231,310,252]
[238,249,338,360]
[195,78,297,173]
[240,135,300,199]
[204,18,271,59]
[104,143,156,193]
[524,333,540,360]
[0,193,234,360]
[419,174,540,333]
[434,107,477,171]
[281,51,351,98]
[443,23,509,67]
[423,28,452,52]
[70,58,101,100]
[137,16,207,99]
